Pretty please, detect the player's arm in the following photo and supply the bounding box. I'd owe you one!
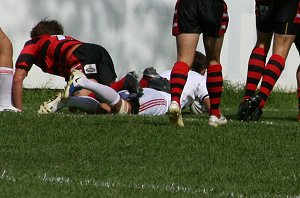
[12,68,28,111]
[202,96,210,113]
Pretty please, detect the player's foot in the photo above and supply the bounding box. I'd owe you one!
[124,71,143,97]
[208,114,227,127]
[63,69,85,99]
[237,99,250,121]
[247,96,263,121]
[0,105,21,112]
[38,92,62,114]
[168,101,184,127]
[143,67,160,78]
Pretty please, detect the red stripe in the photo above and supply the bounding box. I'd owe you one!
[172,0,180,36]
[248,71,262,79]
[207,76,223,83]
[139,99,167,112]
[247,84,258,91]
[294,2,300,23]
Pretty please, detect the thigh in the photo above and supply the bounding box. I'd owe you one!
[176,33,200,66]
[203,36,224,64]
[272,34,296,58]
[255,31,273,51]
[75,44,118,85]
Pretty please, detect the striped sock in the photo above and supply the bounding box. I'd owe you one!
[258,54,285,108]
[244,47,267,100]
[207,64,223,117]
[170,61,190,106]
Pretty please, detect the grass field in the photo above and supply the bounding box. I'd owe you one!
[0,87,299,197]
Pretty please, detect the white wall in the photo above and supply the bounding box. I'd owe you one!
[1,0,299,90]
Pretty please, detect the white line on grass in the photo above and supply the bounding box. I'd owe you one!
[1,169,299,197]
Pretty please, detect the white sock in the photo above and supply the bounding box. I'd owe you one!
[0,67,13,106]
[58,96,100,114]
[77,77,120,106]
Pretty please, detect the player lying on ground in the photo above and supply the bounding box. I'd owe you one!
[38,51,213,117]
[38,66,211,117]
[12,18,141,113]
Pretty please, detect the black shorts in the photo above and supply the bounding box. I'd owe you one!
[72,43,117,86]
[256,0,300,35]
[172,0,229,37]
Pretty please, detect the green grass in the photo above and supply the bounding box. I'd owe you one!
[0,88,299,197]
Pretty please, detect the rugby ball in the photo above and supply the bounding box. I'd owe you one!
[190,100,207,114]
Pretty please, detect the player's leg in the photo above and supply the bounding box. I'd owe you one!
[249,0,300,120]
[64,70,131,114]
[203,35,227,127]
[0,28,19,111]
[237,0,274,121]
[237,31,272,121]
[257,33,296,109]
[244,31,272,100]
[38,92,108,114]
[245,34,296,121]
[168,33,199,127]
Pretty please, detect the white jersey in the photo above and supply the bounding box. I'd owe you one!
[138,70,208,116]
[138,88,170,115]
[160,70,208,109]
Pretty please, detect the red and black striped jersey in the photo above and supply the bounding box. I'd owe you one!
[16,34,83,78]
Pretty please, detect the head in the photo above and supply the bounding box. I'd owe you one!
[190,51,207,75]
[30,19,64,38]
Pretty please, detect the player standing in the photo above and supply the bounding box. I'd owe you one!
[0,28,20,112]
[237,0,300,121]
[169,0,229,127]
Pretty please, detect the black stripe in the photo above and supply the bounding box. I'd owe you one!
[54,40,71,64]
[209,92,222,98]
[172,93,181,98]
[248,65,264,73]
[245,90,256,97]
[263,69,280,81]
[258,92,268,101]
[247,78,260,85]
[170,73,188,80]
[260,81,273,91]
[207,72,222,77]
[171,83,185,90]
[25,37,41,45]
[39,40,51,72]
[269,60,284,71]
[201,94,209,102]
[16,54,35,69]
[54,40,75,75]
[16,65,30,71]
[207,82,223,88]
[250,53,266,62]
[211,104,220,109]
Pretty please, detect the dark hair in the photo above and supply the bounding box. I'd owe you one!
[30,19,64,38]
[191,51,207,72]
